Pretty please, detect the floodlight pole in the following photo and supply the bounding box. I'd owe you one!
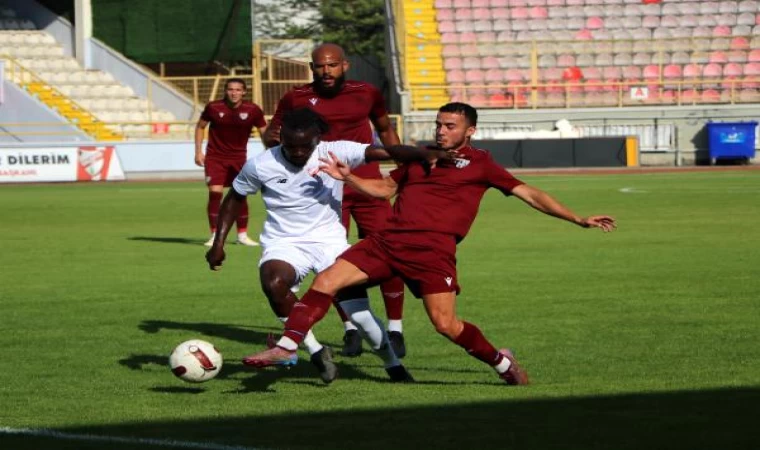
[74,0,93,69]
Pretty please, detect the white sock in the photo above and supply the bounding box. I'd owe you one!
[387,320,403,333]
[276,336,298,351]
[344,321,358,331]
[237,231,248,239]
[278,317,322,355]
[340,298,400,368]
[493,355,512,374]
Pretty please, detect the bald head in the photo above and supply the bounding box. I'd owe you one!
[310,43,349,97]
[311,43,345,62]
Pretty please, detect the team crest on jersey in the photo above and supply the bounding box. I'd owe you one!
[239,112,249,120]
[309,98,318,105]
[453,158,470,169]
[218,112,225,118]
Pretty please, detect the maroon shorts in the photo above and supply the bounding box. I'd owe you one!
[205,157,245,187]
[341,191,392,239]
[339,231,460,298]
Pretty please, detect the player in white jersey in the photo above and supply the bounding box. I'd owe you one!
[205,108,446,383]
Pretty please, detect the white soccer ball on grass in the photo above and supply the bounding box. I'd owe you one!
[169,339,223,383]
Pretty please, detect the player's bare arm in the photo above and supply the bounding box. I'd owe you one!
[511,184,617,232]
[194,118,209,166]
[319,151,399,200]
[205,189,247,270]
[372,114,401,147]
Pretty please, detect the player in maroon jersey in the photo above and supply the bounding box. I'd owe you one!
[195,78,267,247]
[263,43,408,359]
[244,102,617,384]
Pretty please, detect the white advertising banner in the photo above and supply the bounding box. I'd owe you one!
[0,146,125,183]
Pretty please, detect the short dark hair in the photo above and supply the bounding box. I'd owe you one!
[439,102,477,127]
[281,108,329,135]
[225,78,247,90]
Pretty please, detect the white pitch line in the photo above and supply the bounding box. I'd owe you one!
[0,426,266,450]
[619,187,649,194]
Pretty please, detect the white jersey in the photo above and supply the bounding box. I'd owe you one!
[232,140,369,246]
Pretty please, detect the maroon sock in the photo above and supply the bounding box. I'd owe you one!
[452,321,503,366]
[333,299,350,323]
[283,289,334,344]
[207,191,223,232]
[236,197,249,232]
[380,277,405,320]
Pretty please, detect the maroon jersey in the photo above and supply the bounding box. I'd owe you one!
[386,146,524,242]
[201,100,266,160]
[269,81,388,179]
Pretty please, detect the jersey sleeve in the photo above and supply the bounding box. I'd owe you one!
[200,103,213,122]
[484,152,524,195]
[368,85,388,120]
[324,141,370,169]
[231,159,262,196]
[252,104,267,129]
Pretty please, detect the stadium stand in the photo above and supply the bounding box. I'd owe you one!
[399,0,760,110]
[0,6,177,140]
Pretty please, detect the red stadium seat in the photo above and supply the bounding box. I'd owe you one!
[730,37,750,50]
[481,56,500,69]
[749,50,760,62]
[622,65,643,80]
[728,50,748,63]
[454,8,473,21]
[444,58,463,70]
[435,0,453,7]
[709,51,729,64]
[462,56,481,69]
[441,32,458,44]
[485,68,504,82]
[702,89,721,103]
[465,69,485,83]
[512,8,529,19]
[488,93,511,107]
[703,63,723,78]
[663,64,682,79]
[530,7,548,19]
[602,66,622,80]
[643,64,661,81]
[459,32,477,43]
[453,0,470,7]
[743,62,760,75]
[586,16,604,29]
[439,21,456,33]
[442,44,461,57]
[504,68,525,82]
[683,63,703,78]
[446,69,465,83]
[713,25,731,36]
[437,9,455,21]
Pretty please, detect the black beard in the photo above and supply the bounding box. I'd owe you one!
[313,75,345,98]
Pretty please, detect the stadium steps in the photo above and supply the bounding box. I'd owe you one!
[402,0,448,109]
[24,79,123,141]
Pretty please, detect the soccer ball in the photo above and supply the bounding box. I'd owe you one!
[169,339,223,383]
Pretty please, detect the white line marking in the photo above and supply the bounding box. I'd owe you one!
[0,426,266,450]
[619,187,649,194]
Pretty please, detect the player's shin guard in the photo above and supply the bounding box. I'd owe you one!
[452,321,503,367]
[340,298,400,368]
[236,197,249,232]
[380,277,405,321]
[282,289,333,345]
[207,191,223,232]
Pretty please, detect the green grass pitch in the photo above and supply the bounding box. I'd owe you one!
[1,170,759,450]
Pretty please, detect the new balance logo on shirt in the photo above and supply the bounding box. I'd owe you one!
[276,178,288,183]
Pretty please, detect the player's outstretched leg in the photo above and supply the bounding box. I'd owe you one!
[423,292,528,385]
[381,276,406,358]
[339,297,414,383]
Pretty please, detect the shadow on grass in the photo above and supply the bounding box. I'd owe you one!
[3,387,758,450]
[137,319,280,345]
[127,236,207,246]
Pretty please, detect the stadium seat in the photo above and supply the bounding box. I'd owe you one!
[731,37,750,50]
[434,0,453,7]
[683,63,703,78]
[749,49,760,62]
[710,51,729,63]
[703,63,723,78]
[444,57,463,70]
[728,50,748,63]
[437,9,455,21]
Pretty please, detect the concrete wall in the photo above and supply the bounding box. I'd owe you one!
[0,80,91,143]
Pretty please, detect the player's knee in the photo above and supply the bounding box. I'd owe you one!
[431,316,460,340]
[261,275,291,300]
[311,272,341,296]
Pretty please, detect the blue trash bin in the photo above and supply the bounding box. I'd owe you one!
[706,121,758,162]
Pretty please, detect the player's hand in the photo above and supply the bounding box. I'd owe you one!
[581,215,617,232]
[194,152,205,167]
[317,151,351,180]
[426,145,462,162]
[205,245,226,271]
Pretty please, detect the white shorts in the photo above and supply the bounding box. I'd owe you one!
[259,240,351,292]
